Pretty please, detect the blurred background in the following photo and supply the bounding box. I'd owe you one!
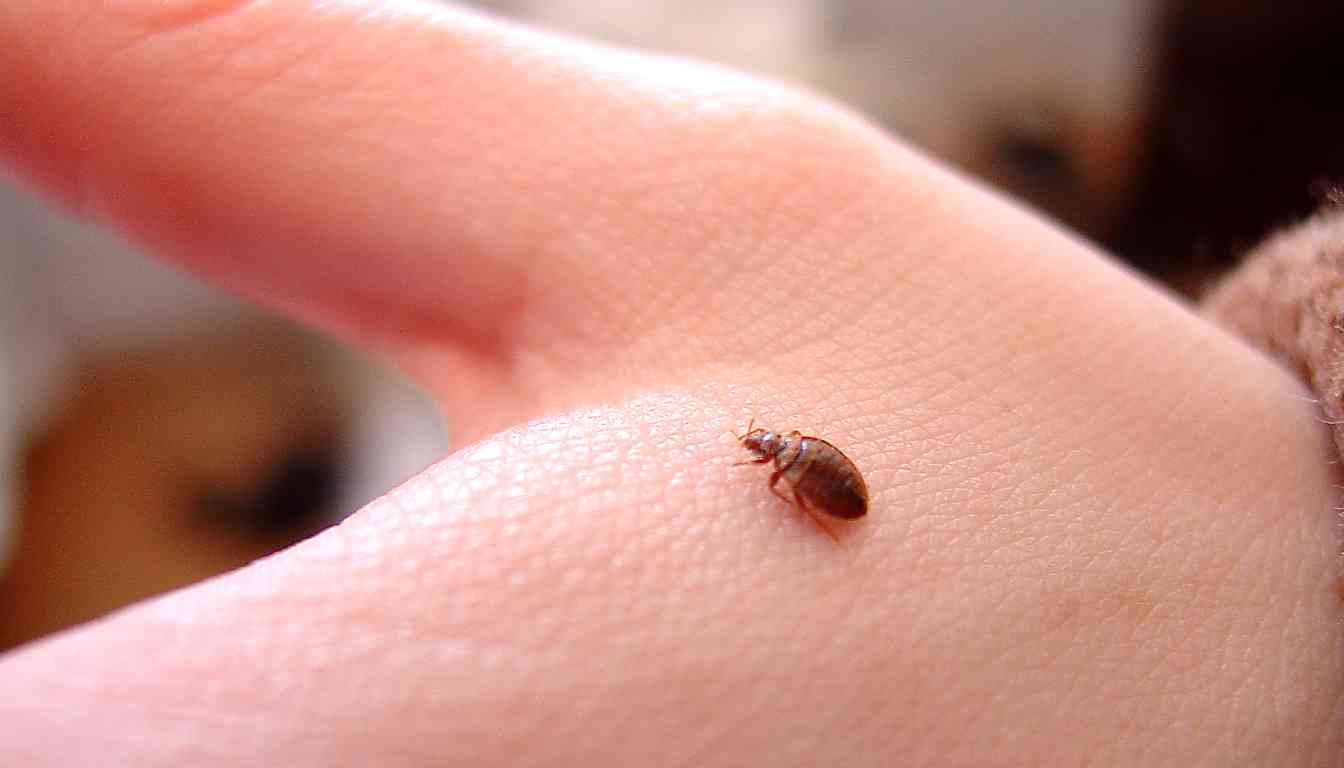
[2,0,1342,650]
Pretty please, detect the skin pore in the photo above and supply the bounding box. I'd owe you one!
[0,1,1341,765]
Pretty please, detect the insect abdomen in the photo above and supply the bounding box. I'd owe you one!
[785,438,868,519]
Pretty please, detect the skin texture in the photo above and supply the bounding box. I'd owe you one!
[1,1,1342,765]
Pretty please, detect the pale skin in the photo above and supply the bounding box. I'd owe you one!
[1,1,1342,765]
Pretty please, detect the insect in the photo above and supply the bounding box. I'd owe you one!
[733,418,868,542]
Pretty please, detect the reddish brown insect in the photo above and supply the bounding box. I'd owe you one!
[733,418,868,542]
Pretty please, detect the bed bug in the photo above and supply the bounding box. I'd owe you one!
[733,418,868,542]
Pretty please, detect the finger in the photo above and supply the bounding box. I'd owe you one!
[0,1,900,421]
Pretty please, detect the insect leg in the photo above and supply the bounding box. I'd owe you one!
[767,471,793,501]
[769,472,840,544]
[733,456,773,467]
[793,490,841,545]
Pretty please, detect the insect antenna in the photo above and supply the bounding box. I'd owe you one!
[731,413,758,442]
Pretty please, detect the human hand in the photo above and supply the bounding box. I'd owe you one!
[1,1,1340,765]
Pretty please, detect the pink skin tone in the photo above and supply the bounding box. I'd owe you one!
[1,1,1342,765]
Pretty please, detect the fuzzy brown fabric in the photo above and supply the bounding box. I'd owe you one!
[1202,208,1344,457]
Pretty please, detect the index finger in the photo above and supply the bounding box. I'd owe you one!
[0,0,908,434]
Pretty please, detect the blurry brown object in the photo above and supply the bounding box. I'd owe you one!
[1110,0,1344,284]
[0,324,350,649]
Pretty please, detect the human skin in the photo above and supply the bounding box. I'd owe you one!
[1,1,1342,765]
